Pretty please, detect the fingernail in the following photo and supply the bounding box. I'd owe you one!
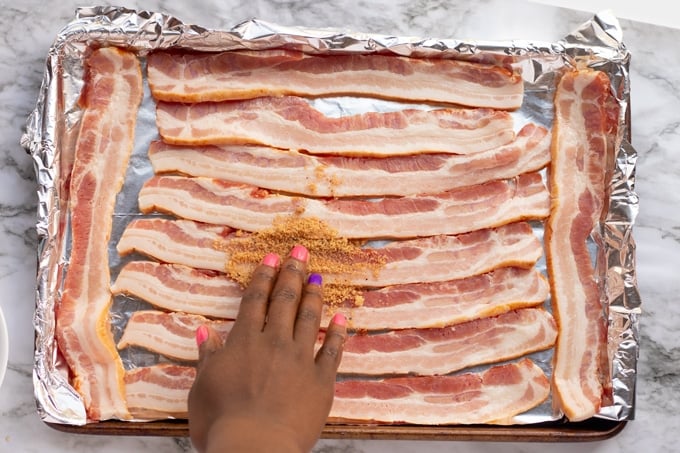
[262,252,280,268]
[308,273,323,285]
[290,244,309,262]
[331,312,347,327]
[196,325,209,347]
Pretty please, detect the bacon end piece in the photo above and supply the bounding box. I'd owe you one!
[56,47,142,421]
[155,96,516,156]
[112,261,242,319]
[137,173,550,239]
[148,123,550,197]
[124,364,196,420]
[118,311,233,361]
[546,69,618,421]
[147,49,524,109]
[115,218,232,272]
[330,358,550,424]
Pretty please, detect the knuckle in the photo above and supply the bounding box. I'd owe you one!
[271,286,299,304]
[296,306,319,324]
[283,260,305,276]
[319,332,346,361]
[322,345,340,359]
[251,268,277,284]
[326,331,347,347]
[304,284,323,299]
[241,288,269,305]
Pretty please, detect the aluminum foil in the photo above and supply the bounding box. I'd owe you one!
[22,6,640,427]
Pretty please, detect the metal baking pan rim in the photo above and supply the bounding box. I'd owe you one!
[44,418,627,442]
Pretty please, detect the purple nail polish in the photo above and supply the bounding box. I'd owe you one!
[308,273,323,285]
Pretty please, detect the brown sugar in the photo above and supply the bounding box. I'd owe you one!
[214,216,385,308]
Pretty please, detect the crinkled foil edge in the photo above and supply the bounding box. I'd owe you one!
[561,11,640,421]
[21,6,640,426]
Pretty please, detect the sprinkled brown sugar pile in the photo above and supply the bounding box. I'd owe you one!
[214,216,385,308]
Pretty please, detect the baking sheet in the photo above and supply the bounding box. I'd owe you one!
[22,5,640,432]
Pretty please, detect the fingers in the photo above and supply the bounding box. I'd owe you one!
[263,245,309,339]
[315,313,347,381]
[233,245,323,348]
[195,324,224,372]
[293,273,324,346]
[232,253,280,334]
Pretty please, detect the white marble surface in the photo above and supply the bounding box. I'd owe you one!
[0,0,678,451]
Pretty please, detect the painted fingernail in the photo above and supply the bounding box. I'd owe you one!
[262,252,280,268]
[331,312,347,327]
[196,325,209,347]
[290,244,309,262]
[308,273,323,285]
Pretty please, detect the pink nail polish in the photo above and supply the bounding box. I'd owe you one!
[262,252,280,268]
[331,312,347,327]
[196,325,209,347]
[290,244,309,262]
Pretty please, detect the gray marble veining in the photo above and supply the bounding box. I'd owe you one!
[1,0,678,451]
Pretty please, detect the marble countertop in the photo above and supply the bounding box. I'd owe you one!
[1,0,678,451]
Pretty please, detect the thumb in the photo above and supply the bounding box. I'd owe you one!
[195,324,223,370]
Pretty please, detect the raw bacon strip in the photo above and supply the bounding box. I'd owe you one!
[339,309,556,375]
[123,359,549,423]
[118,311,233,361]
[155,96,515,155]
[118,308,556,375]
[137,173,550,239]
[124,364,195,420]
[112,261,548,329]
[334,267,549,330]
[112,261,242,319]
[148,123,550,197]
[331,358,550,424]
[117,219,544,287]
[115,219,233,271]
[546,70,617,421]
[352,223,543,287]
[147,49,524,109]
[56,47,142,421]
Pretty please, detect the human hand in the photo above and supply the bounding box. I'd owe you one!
[188,245,347,453]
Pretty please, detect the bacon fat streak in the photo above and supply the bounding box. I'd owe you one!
[155,96,516,155]
[57,48,143,421]
[118,308,556,375]
[116,219,544,287]
[331,358,550,424]
[121,359,550,424]
[147,49,524,109]
[137,173,550,239]
[148,123,550,197]
[112,262,549,330]
[546,69,617,421]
